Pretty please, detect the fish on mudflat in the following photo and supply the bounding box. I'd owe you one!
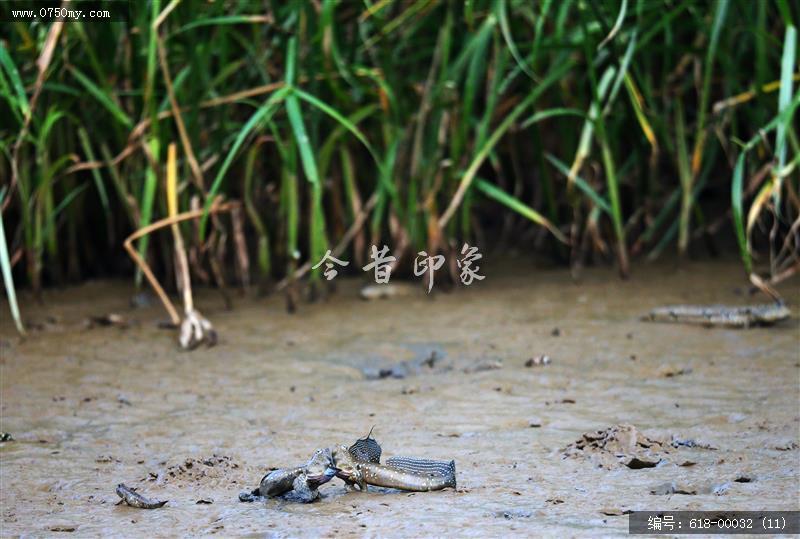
[115,483,167,509]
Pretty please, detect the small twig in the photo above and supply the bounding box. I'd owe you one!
[157,30,205,191]
[231,205,250,291]
[768,262,800,287]
[152,0,180,30]
[749,273,782,303]
[713,73,800,114]
[208,215,232,309]
[774,214,800,272]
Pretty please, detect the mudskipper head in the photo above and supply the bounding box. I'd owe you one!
[304,447,337,486]
[332,445,361,482]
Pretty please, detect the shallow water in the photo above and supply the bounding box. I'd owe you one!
[1,260,798,536]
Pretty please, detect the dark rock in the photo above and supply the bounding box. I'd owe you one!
[650,481,697,495]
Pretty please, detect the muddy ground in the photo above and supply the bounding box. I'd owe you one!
[1,260,798,536]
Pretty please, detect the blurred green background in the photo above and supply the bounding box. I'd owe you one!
[0,0,797,313]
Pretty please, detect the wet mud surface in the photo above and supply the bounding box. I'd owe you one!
[1,260,798,536]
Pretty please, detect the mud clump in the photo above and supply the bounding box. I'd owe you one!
[463,358,503,373]
[494,509,532,519]
[525,355,551,367]
[142,455,241,486]
[670,436,717,450]
[562,424,672,469]
[649,481,697,495]
[362,350,452,380]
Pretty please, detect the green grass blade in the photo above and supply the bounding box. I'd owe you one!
[286,90,327,268]
[143,0,160,120]
[566,66,615,188]
[0,64,23,124]
[731,153,750,273]
[285,36,326,275]
[136,137,159,287]
[691,0,728,174]
[642,142,718,252]
[456,17,492,153]
[675,99,692,254]
[36,108,66,146]
[598,134,627,274]
[174,15,273,35]
[293,88,381,167]
[604,29,637,113]
[318,104,378,179]
[0,188,25,335]
[475,178,567,243]
[285,95,320,189]
[100,143,136,226]
[286,35,298,86]
[447,15,496,80]
[597,0,627,50]
[70,67,133,128]
[530,0,553,68]
[0,41,29,117]
[360,0,434,51]
[77,128,112,241]
[496,0,536,80]
[545,153,612,214]
[243,146,270,277]
[440,56,574,226]
[521,108,588,129]
[774,24,796,207]
[775,0,794,26]
[40,183,88,240]
[200,88,289,240]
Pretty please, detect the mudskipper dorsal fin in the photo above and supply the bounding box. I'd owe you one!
[348,425,382,463]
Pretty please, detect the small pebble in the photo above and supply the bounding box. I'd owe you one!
[525,355,551,367]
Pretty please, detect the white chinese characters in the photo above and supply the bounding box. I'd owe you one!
[457,243,485,285]
[413,251,445,293]
[362,245,396,284]
[311,250,349,281]
[311,243,484,292]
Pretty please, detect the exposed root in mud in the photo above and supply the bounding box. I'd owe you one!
[179,308,217,349]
